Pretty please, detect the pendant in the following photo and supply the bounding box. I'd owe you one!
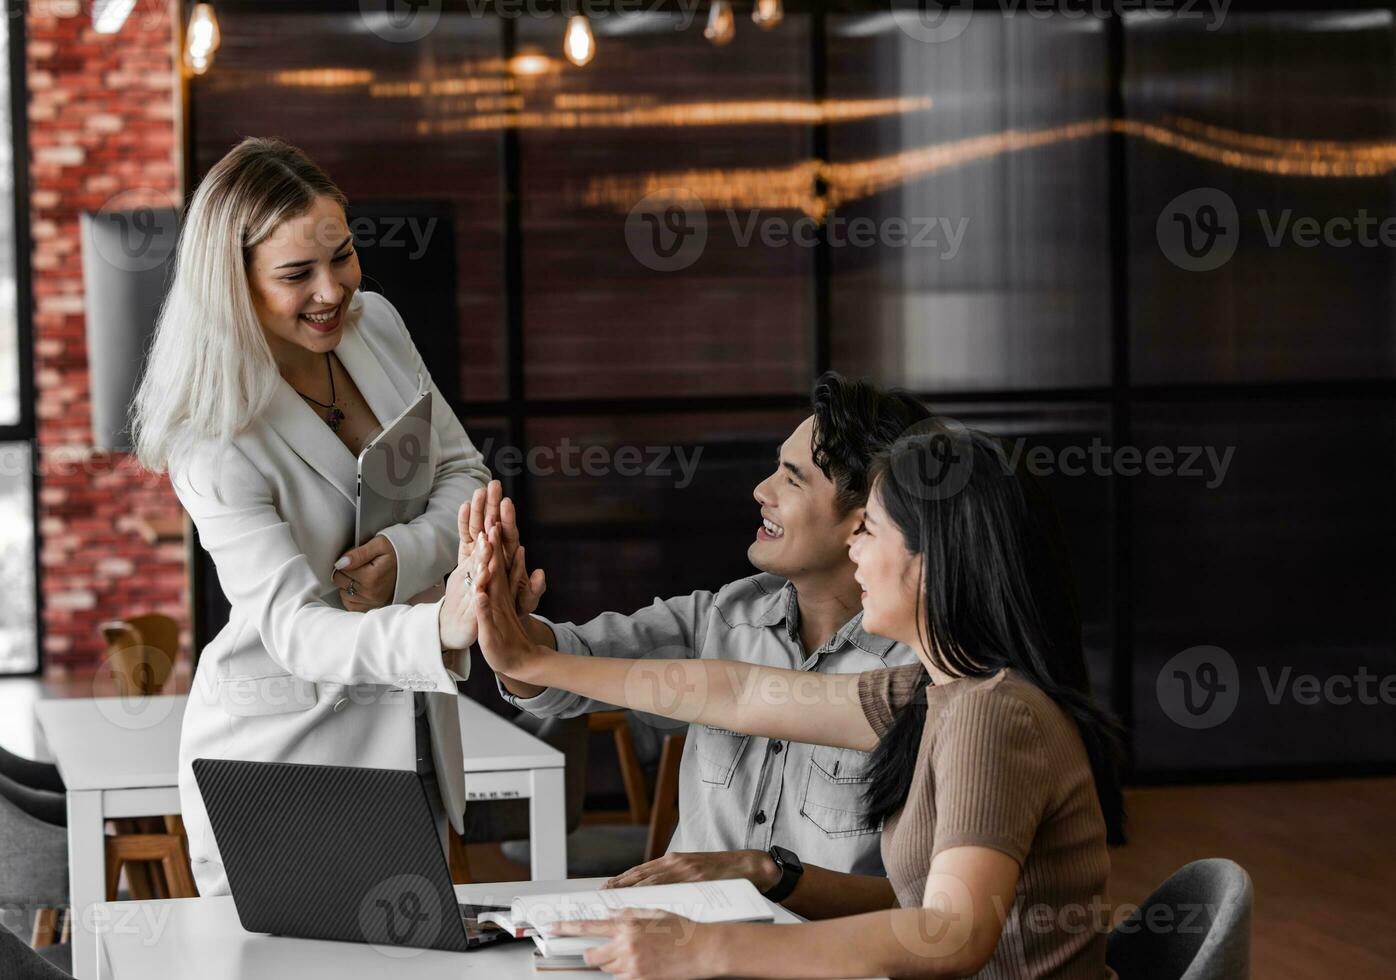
[326,405,345,432]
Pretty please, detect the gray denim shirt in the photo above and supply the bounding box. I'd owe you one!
[496,573,921,877]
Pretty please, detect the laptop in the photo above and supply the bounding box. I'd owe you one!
[192,758,514,952]
[354,383,434,547]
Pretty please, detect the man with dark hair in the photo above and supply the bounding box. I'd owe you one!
[490,372,929,919]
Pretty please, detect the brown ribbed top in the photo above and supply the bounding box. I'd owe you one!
[859,665,1114,980]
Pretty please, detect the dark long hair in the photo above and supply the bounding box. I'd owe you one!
[860,422,1126,844]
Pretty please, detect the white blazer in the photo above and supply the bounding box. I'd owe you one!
[172,290,490,896]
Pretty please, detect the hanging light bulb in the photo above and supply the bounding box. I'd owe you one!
[564,15,595,67]
[752,0,783,29]
[184,3,221,76]
[704,1,735,46]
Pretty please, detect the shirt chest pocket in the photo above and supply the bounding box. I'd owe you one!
[694,725,749,788]
[800,744,881,838]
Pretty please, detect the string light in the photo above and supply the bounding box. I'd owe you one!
[752,0,784,30]
[184,3,221,76]
[508,48,558,77]
[564,15,595,68]
[705,1,736,46]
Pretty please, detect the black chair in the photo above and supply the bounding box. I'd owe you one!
[0,745,64,795]
[1108,858,1253,980]
[0,922,72,979]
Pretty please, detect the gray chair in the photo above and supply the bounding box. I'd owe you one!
[0,923,73,979]
[1108,858,1252,980]
[0,745,64,795]
[0,777,71,972]
[0,772,66,827]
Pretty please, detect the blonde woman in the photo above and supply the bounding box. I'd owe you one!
[132,137,499,896]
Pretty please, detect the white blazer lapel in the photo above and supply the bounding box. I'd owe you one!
[335,313,410,427]
[260,312,413,509]
[264,381,359,507]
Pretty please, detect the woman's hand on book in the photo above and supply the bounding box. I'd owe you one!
[604,850,779,894]
[544,910,719,980]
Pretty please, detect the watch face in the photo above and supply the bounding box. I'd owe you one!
[771,846,802,873]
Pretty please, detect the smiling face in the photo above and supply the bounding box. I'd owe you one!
[247,194,361,365]
[748,416,863,582]
[846,480,921,648]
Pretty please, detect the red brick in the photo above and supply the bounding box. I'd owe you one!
[27,2,185,670]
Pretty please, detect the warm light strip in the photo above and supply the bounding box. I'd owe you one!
[1118,119,1392,177]
[579,116,1396,219]
[1164,114,1396,160]
[413,95,932,132]
[554,93,656,110]
[272,69,376,88]
[583,161,824,216]
[581,121,1111,218]
[823,120,1112,208]
[369,77,515,98]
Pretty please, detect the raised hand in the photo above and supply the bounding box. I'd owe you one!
[439,500,484,652]
[508,539,547,617]
[459,479,522,576]
[472,524,544,680]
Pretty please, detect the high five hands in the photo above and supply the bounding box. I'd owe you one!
[438,480,546,653]
[470,520,546,680]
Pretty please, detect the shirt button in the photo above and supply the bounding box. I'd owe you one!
[333,698,348,712]
[770,742,783,754]
[754,810,767,825]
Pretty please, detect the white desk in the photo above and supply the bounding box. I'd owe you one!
[92,878,853,980]
[35,695,567,980]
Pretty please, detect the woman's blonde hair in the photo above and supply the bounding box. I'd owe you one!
[131,136,362,473]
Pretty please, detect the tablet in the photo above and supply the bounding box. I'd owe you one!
[355,386,434,547]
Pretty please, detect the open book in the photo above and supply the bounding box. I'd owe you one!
[479,879,775,969]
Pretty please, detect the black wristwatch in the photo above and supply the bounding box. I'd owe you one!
[762,845,804,904]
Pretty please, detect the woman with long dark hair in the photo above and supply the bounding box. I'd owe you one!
[451,421,1124,979]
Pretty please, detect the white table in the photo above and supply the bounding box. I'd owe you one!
[91,878,850,980]
[35,695,567,980]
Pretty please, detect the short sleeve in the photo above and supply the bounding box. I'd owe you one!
[858,664,930,738]
[930,688,1050,865]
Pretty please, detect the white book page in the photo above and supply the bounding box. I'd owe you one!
[513,879,773,931]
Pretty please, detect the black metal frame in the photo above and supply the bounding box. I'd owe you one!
[182,0,1396,781]
[1,0,41,677]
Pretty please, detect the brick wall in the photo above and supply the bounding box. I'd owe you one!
[26,1,187,672]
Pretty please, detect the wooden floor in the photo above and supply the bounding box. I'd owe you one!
[469,778,1396,978]
[1108,779,1394,979]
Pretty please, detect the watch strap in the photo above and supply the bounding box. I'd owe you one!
[762,846,803,904]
